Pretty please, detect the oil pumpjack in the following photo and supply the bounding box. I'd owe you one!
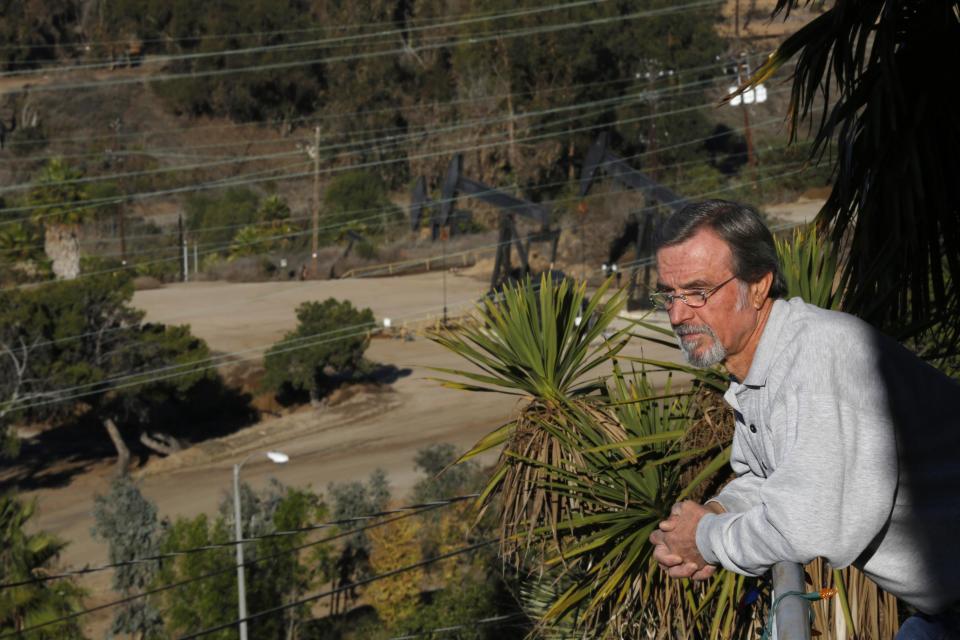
[578,133,689,308]
[411,154,561,291]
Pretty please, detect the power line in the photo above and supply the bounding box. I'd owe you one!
[6,1,725,96]
[0,494,478,591]
[0,52,769,153]
[1,129,814,355]
[387,614,529,639]
[0,0,621,79]
[0,502,488,638]
[1,84,793,227]
[2,163,813,413]
[1,133,808,346]
[0,78,718,195]
[0,108,816,354]
[0,0,599,53]
[0,58,744,196]
[176,539,498,640]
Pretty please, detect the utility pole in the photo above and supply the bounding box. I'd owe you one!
[311,126,321,277]
[735,0,756,167]
[110,117,127,266]
[577,200,588,282]
[178,214,186,283]
[440,226,449,325]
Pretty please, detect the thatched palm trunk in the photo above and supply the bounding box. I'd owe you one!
[44,223,81,280]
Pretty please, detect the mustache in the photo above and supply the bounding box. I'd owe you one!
[673,324,715,337]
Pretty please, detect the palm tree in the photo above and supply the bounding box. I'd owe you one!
[748,0,960,360]
[26,158,91,280]
[0,495,86,639]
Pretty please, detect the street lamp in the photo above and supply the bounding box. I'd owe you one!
[233,450,289,640]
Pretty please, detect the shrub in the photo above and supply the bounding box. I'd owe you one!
[263,298,376,405]
[323,172,405,242]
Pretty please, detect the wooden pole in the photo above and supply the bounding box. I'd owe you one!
[311,125,320,277]
[735,0,756,167]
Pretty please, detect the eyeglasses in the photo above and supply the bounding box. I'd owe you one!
[649,275,737,310]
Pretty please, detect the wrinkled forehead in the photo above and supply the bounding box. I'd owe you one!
[655,228,734,288]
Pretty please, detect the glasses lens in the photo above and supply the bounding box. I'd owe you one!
[649,293,670,310]
[685,292,709,308]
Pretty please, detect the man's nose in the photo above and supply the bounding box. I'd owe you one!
[667,300,694,325]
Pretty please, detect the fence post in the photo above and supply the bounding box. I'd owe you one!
[772,562,811,640]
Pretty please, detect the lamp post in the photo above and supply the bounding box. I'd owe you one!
[233,450,289,640]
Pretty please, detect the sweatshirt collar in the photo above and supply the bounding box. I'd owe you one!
[740,298,791,388]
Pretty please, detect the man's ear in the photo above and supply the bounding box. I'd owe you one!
[749,272,773,309]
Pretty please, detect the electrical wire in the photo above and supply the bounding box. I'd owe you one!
[0,117,818,367]
[387,614,529,639]
[0,84,795,228]
[2,163,813,415]
[0,51,769,154]
[175,539,498,639]
[0,77,722,195]
[0,494,479,591]
[0,73,729,206]
[7,1,726,95]
[1,149,814,371]
[0,502,489,638]
[0,0,625,79]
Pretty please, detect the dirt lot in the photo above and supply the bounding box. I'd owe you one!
[14,271,685,571]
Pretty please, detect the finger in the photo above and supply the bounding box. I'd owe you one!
[691,565,717,582]
[658,519,677,532]
[652,544,683,567]
[667,562,698,579]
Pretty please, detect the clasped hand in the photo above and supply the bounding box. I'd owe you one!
[648,500,717,581]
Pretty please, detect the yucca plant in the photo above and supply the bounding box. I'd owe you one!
[775,225,841,310]
[431,275,762,637]
[430,275,632,561]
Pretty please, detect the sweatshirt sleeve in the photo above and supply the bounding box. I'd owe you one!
[709,434,765,513]
[695,389,898,575]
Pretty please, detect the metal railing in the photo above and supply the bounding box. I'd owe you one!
[772,562,811,640]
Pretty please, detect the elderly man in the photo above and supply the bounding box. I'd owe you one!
[647,200,960,638]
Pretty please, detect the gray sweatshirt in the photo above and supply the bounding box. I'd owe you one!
[695,298,960,613]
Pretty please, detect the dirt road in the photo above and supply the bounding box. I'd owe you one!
[20,271,683,576]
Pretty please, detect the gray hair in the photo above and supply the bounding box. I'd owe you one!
[655,199,787,299]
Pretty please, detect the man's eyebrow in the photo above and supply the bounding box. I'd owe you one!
[655,279,712,291]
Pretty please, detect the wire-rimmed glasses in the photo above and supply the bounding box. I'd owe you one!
[649,275,737,310]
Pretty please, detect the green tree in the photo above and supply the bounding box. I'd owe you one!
[157,481,330,639]
[26,158,92,280]
[101,0,326,122]
[0,0,78,71]
[326,469,391,616]
[0,496,87,639]
[185,187,260,249]
[322,172,405,241]
[0,275,219,473]
[410,443,482,503]
[263,298,375,406]
[91,477,165,639]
